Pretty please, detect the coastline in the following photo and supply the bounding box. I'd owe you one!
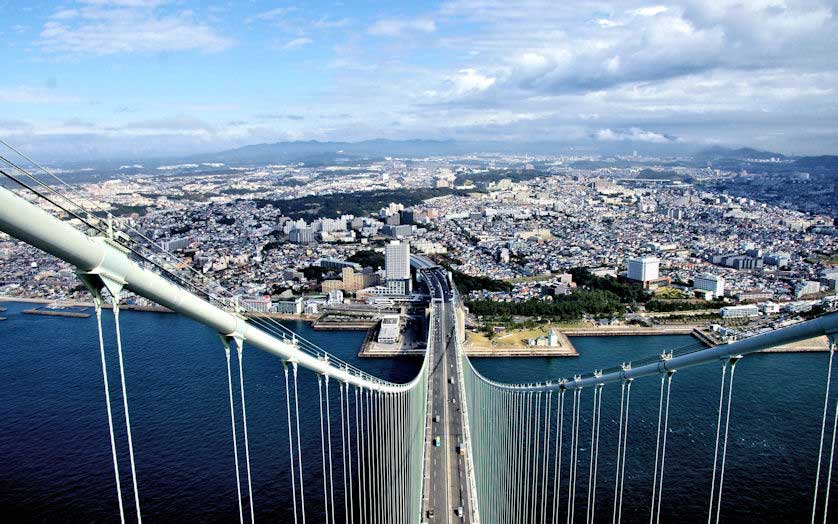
[0,295,174,313]
[3,295,829,354]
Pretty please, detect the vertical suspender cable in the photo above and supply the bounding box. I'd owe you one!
[553,389,565,524]
[379,392,386,524]
[236,342,255,524]
[572,387,583,523]
[822,396,838,524]
[378,391,386,524]
[367,391,378,522]
[525,391,534,524]
[655,372,674,524]
[568,388,581,524]
[515,391,523,524]
[507,389,512,523]
[325,377,336,524]
[506,390,514,524]
[613,381,626,524]
[372,390,378,524]
[345,383,355,524]
[358,387,367,523]
[531,391,541,524]
[365,389,373,524]
[586,386,599,524]
[590,384,604,524]
[339,382,348,524]
[399,392,404,523]
[649,374,666,524]
[505,391,514,524]
[814,341,836,523]
[566,389,577,524]
[389,394,396,518]
[707,361,728,524]
[292,363,307,521]
[224,340,244,524]
[283,364,299,524]
[398,393,404,520]
[714,359,738,524]
[318,375,330,524]
[617,380,633,524]
[542,392,552,524]
[511,392,518,524]
[94,302,126,524]
[111,302,142,523]
[381,393,389,520]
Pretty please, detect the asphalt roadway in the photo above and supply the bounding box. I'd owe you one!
[423,268,472,523]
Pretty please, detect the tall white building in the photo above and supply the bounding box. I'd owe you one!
[694,273,725,298]
[626,256,660,282]
[385,241,411,295]
[385,241,410,280]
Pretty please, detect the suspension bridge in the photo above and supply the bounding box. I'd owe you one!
[1,144,838,523]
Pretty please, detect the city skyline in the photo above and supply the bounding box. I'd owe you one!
[2,0,838,160]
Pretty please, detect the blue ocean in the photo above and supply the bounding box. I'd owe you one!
[0,301,832,522]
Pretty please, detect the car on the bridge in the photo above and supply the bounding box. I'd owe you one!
[433,436,441,447]
[456,443,466,456]
[455,506,463,518]
[427,509,435,518]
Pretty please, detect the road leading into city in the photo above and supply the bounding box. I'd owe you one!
[423,266,473,523]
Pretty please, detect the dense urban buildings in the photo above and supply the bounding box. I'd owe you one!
[1,151,836,334]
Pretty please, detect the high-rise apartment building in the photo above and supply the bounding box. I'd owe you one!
[626,256,660,282]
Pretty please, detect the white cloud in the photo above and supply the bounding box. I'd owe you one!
[631,5,669,17]
[250,7,297,23]
[596,19,624,28]
[282,37,313,50]
[595,127,677,143]
[0,86,78,104]
[424,68,497,101]
[368,18,436,37]
[39,1,235,55]
[450,69,496,96]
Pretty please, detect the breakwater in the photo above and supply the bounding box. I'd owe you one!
[23,309,90,318]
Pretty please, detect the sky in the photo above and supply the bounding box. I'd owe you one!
[1,0,837,160]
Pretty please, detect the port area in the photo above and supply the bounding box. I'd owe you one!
[358,315,426,357]
[464,327,579,357]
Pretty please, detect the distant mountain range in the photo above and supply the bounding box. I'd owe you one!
[118,139,836,171]
[792,155,838,171]
[189,139,471,164]
[694,146,786,161]
[186,138,711,165]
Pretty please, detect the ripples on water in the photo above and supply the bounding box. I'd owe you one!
[0,302,832,522]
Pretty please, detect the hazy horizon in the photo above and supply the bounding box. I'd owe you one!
[2,0,837,160]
